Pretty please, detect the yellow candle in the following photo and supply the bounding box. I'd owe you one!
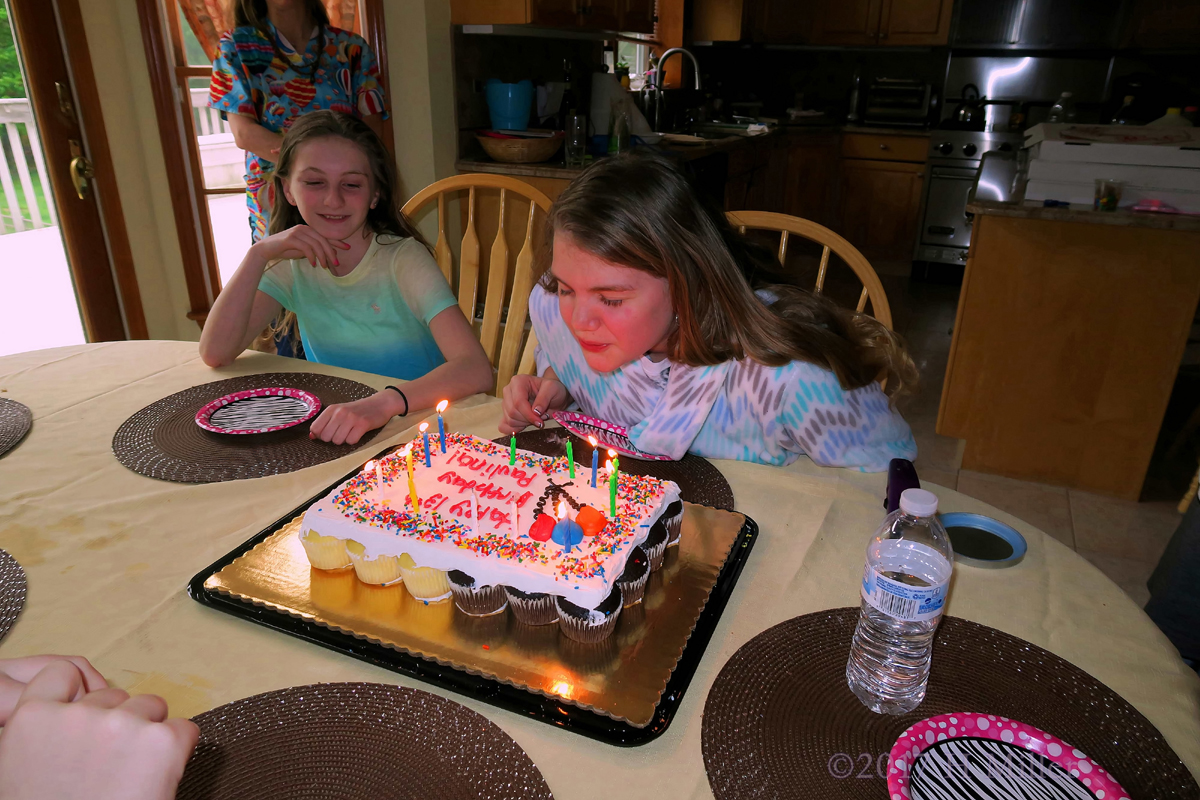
[404,444,419,513]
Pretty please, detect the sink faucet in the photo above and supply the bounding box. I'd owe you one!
[648,47,702,132]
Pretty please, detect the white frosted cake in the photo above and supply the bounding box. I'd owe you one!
[299,432,682,608]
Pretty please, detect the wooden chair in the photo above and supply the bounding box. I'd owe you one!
[727,210,893,330]
[402,174,553,396]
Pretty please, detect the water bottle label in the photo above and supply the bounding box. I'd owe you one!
[861,564,948,622]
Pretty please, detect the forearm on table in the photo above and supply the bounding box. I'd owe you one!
[198,248,272,366]
[228,114,283,163]
[381,355,495,418]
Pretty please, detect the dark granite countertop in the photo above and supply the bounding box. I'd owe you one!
[967,199,1200,232]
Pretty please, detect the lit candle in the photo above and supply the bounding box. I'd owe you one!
[589,435,599,488]
[471,488,479,535]
[404,444,419,514]
[436,400,448,453]
[420,422,431,468]
[551,500,584,554]
[509,434,516,466]
[566,440,575,479]
[608,449,618,516]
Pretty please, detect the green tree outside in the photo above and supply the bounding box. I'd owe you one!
[0,6,27,99]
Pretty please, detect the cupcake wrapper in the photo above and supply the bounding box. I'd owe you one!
[503,588,559,626]
[299,532,352,570]
[399,565,452,602]
[644,536,668,572]
[451,583,509,617]
[348,552,404,586]
[616,569,649,608]
[559,634,620,675]
[556,593,623,644]
[664,513,683,547]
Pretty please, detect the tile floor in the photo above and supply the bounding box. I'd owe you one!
[883,268,1182,609]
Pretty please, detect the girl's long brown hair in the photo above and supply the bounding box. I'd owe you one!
[540,149,918,399]
[266,110,429,342]
[235,0,329,80]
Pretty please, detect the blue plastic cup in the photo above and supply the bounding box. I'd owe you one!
[485,79,533,131]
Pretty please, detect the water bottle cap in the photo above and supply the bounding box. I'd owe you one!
[899,488,939,517]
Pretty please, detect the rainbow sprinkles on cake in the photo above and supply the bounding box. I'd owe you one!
[299,432,682,609]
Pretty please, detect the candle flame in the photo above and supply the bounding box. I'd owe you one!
[364,460,374,470]
[605,459,612,472]
[419,421,428,433]
[401,444,412,455]
[588,435,597,447]
[607,448,617,458]
[436,400,448,413]
[557,500,568,520]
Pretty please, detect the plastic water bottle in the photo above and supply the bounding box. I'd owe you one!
[846,488,954,715]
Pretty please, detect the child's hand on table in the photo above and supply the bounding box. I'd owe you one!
[309,392,397,445]
[500,374,570,434]
[0,655,108,725]
[0,660,199,799]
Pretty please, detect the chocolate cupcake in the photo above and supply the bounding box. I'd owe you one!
[503,586,559,626]
[660,500,684,547]
[615,546,650,607]
[556,585,623,643]
[643,519,669,572]
[447,570,508,617]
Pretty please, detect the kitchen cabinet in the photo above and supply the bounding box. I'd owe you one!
[783,133,840,229]
[812,0,953,45]
[450,0,651,31]
[692,0,815,43]
[723,137,788,213]
[838,159,925,261]
[1121,0,1200,48]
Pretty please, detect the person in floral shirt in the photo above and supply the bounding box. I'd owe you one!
[208,0,388,241]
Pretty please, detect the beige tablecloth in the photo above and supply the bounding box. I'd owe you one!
[1,341,1197,797]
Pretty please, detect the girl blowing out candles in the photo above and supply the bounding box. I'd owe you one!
[500,150,918,471]
[200,111,492,445]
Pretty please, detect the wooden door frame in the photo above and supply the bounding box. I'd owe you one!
[136,0,395,328]
[8,0,147,340]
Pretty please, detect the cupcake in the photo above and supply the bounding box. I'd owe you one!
[397,553,452,602]
[448,570,508,617]
[556,585,623,644]
[345,540,403,586]
[615,546,650,607]
[660,500,684,547]
[642,520,669,572]
[299,528,352,570]
[503,586,559,626]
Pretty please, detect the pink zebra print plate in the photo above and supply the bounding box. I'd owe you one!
[550,410,674,461]
[195,388,322,435]
[888,713,1129,800]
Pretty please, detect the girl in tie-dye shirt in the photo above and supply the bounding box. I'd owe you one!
[499,150,918,472]
[208,0,388,241]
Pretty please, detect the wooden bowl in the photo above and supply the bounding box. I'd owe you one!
[476,132,564,164]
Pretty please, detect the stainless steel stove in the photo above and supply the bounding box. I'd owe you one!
[914,129,1025,266]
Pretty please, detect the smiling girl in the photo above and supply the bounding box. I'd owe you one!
[500,150,918,471]
[200,111,492,444]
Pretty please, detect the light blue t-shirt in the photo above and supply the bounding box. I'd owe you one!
[259,235,457,380]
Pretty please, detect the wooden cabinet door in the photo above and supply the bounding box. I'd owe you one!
[584,0,622,30]
[784,135,840,228]
[1122,0,1200,48]
[530,0,582,27]
[837,159,924,260]
[451,0,531,24]
[621,0,656,33]
[878,0,953,45]
[813,0,883,44]
[755,0,817,42]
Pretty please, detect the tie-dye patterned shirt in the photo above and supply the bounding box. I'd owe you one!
[529,285,917,471]
[208,23,388,239]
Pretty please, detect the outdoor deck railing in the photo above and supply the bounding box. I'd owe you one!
[0,99,56,235]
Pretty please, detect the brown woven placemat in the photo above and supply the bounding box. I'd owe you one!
[0,397,32,459]
[702,607,1199,800]
[504,428,735,510]
[177,682,554,800]
[112,373,381,483]
[0,549,26,643]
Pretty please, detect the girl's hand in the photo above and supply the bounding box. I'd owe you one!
[252,225,350,271]
[500,375,569,434]
[0,661,199,799]
[309,392,396,445]
[0,655,108,725]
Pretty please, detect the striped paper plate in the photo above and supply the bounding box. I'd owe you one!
[550,410,674,461]
[195,387,322,435]
[888,712,1129,800]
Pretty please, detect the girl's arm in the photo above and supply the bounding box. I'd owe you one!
[308,305,495,445]
[200,227,348,367]
[499,366,572,434]
[227,114,284,163]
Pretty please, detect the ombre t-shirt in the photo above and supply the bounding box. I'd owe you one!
[258,235,456,380]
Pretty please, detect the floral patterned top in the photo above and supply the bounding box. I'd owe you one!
[208,22,388,239]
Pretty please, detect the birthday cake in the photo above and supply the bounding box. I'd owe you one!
[299,432,682,611]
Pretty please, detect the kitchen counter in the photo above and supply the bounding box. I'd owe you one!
[968,199,1200,233]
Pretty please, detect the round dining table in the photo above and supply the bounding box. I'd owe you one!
[1,341,1197,798]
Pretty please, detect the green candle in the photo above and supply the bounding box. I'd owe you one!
[609,461,618,516]
[566,440,575,479]
[509,434,516,466]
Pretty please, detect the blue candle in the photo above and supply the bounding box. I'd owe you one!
[589,436,599,488]
[436,400,448,452]
[420,422,431,468]
[551,517,584,554]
